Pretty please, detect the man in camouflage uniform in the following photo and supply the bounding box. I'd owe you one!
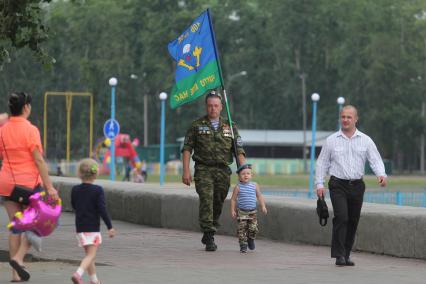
[182,91,245,251]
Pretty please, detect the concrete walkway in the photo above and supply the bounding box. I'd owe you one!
[0,211,425,284]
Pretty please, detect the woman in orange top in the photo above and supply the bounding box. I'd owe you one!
[0,92,59,282]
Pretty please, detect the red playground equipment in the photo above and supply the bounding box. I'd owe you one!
[96,134,141,174]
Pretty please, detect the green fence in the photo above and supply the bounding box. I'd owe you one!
[136,144,181,163]
[245,159,305,175]
[365,159,393,175]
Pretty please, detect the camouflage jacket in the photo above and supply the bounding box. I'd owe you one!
[182,115,245,167]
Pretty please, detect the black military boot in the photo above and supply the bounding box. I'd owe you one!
[201,232,208,244]
[205,232,217,251]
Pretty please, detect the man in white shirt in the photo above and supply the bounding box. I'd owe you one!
[315,105,387,266]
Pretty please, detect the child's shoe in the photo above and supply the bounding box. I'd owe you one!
[240,244,248,253]
[71,272,83,284]
[248,238,255,250]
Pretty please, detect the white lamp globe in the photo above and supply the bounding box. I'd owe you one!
[159,92,168,100]
[311,93,320,102]
[109,77,118,86]
[337,97,345,105]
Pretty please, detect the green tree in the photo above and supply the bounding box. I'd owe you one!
[0,0,53,68]
[1,0,426,171]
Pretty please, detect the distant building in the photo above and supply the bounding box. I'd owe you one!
[239,130,333,159]
[178,129,334,159]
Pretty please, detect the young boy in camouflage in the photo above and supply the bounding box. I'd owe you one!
[230,164,267,253]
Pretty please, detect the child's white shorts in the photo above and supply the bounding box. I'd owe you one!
[76,232,102,247]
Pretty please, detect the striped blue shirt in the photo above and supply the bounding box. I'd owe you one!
[210,119,219,130]
[237,181,257,210]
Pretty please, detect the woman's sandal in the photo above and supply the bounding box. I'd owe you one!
[9,260,30,281]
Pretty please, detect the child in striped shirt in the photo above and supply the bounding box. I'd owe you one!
[230,164,267,253]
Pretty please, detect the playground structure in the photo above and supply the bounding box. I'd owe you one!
[43,91,145,179]
[95,133,142,177]
[43,92,94,161]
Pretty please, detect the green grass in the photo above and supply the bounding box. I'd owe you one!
[98,174,426,191]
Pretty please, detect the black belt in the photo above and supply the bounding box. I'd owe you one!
[238,208,257,212]
[330,175,363,185]
[195,162,228,168]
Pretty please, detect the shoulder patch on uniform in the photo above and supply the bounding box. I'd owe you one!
[236,137,243,146]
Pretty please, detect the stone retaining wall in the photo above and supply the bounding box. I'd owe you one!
[53,177,426,259]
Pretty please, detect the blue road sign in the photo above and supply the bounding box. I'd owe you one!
[103,119,120,139]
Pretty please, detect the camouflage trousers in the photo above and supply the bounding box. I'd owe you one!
[237,209,258,245]
[194,164,231,233]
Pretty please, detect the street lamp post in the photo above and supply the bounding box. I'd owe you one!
[308,93,320,198]
[227,71,247,113]
[159,92,168,186]
[421,103,425,173]
[143,90,148,146]
[228,70,247,81]
[337,97,345,130]
[109,77,118,181]
[130,73,149,146]
[300,73,307,174]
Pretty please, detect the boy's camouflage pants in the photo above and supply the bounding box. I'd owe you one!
[237,209,258,245]
[194,164,231,233]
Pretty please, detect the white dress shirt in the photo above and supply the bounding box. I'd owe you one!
[315,129,386,189]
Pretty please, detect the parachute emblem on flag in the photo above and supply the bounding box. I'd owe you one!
[178,45,203,71]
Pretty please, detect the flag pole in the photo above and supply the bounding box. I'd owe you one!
[206,8,241,168]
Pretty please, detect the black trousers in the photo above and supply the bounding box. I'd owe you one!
[328,176,365,258]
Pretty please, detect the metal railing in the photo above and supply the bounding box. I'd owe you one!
[262,191,426,208]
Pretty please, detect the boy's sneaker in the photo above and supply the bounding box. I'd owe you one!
[71,273,83,284]
[25,231,42,252]
[240,244,248,253]
[247,238,255,250]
